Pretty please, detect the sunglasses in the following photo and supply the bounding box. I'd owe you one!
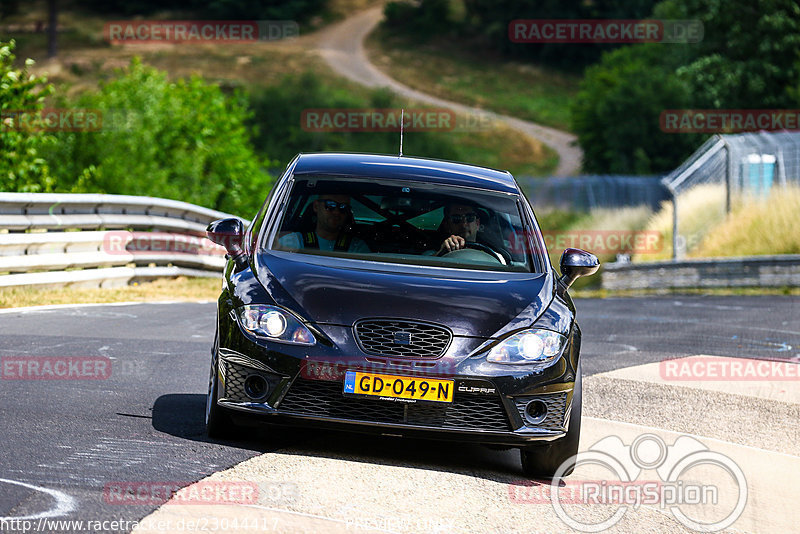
[320,200,351,213]
[449,213,478,224]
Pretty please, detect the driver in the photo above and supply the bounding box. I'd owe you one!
[436,203,481,255]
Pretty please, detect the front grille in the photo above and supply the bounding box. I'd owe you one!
[279,378,511,432]
[514,392,568,431]
[354,319,452,359]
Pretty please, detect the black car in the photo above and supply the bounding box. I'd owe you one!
[205,153,598,478]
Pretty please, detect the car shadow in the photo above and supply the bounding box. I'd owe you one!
[151,393,298,453]
[151,394,558,486]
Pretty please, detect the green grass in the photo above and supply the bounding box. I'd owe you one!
[366,28,580,131]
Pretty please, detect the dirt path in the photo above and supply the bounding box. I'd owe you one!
[314,7,583,176]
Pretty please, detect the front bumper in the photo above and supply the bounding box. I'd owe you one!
[216,349,576,447]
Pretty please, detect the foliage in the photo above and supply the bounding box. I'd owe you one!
[0,0,19,20]
[247,71,465,163]
[383,0,660,71]
[571,44,701,174]
[572,0,800,173]
[44,58,272,217]
[660,0,800,109]
[77,0,327,26]
[0,40,55,193]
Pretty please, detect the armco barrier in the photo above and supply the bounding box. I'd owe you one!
[602,255,800,290]
[0,193,244,288]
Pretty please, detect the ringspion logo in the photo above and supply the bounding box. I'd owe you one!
[509,433,747,532]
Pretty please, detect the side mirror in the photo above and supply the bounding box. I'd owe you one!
[559,248,600,289]
[207,218,245,259]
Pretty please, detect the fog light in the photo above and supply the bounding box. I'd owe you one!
[524,400,548,425]
[244,375,269,400]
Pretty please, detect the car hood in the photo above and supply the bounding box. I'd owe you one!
[255,251,551,339]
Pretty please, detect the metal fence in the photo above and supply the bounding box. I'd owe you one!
[519,175,669,211]
[662,131,800,259]
[0,193,243,288]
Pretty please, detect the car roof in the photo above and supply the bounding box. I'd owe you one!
[292,153,520,194]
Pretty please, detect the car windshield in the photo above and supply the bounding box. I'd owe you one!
[264,176,543,272]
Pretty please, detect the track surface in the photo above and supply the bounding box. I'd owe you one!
[0,297,797,532]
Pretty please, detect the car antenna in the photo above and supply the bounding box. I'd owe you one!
[399,108,404,157]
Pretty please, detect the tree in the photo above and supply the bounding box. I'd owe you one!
[571,44,700,174]
[45,59,272,216]
[571,0,800,173]
[0,40,55,192]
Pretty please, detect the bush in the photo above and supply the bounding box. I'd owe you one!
[0,40,55,193]
[572,0,800,173]
[570,44,701,174]
[45,58,271,217]
[247,71,465,163]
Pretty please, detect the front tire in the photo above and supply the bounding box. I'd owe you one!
[205,334,238,439]
[520,361,582,479]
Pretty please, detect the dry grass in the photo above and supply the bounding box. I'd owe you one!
[573,286,800,298]
[633,184,727,261]
[574,206,653,232]
[690,186,800,258]
[0,276,220,309]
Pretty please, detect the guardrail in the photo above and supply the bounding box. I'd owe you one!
[602,255,800,290]
[0,193,243,288]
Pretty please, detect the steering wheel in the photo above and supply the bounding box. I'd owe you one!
[436,241,509,265]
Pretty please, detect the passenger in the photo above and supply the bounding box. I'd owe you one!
[279,194,370,253]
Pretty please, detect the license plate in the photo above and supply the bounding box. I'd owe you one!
[343,371,454,403]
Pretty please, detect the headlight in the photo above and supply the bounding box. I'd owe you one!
[236,305,316,345]
[486,329,566,367]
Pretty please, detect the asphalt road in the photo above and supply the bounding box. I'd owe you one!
[0,296,797,533]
